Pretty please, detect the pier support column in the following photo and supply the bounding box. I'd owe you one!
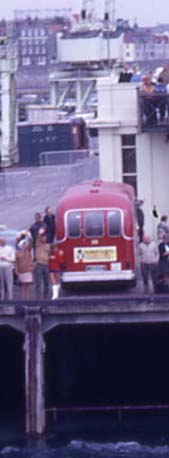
[50,81,59,106]
[24,308,45,435]
[76,80,83,112]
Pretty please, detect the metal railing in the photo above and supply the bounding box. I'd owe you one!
[39,149,89,166]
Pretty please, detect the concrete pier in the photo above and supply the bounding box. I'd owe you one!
[0,294,169,435]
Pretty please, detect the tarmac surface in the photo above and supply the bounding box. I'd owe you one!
[0,156,99,229]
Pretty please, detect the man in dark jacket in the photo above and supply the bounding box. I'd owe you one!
[43,206,55,243]
[136,199,145,243]
[29,212,47,257]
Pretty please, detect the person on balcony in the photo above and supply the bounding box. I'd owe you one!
[154,77,167,123]
[157,64,169,84]
[140,74,157,126]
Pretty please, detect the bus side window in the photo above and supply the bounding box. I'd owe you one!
[84,211,104,237]
[107,210,121,237]
[67,211,81,238]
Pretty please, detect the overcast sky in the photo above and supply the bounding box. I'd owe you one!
[0,0,169,27]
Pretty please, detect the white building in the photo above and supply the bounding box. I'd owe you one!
[122,34,135,63]
[0,50,18,166]
[90,77,169,237]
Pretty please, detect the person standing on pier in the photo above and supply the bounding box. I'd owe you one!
[136,199,145,243]
[29,212,47,259]
[156,233,169,292]
[139,234,159,294]
[15,231,34,300]
[0,238,15,300]
[49,243,64,299]
[157,215,169,237]
[34,228,50,300]
[43,206,55,244]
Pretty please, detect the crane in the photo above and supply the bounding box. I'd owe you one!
[104,0,116,26]
[80,0,95,24]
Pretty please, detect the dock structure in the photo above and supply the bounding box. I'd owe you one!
[1,294,169,435]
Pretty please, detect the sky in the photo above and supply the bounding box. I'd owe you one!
[0,0,169,27]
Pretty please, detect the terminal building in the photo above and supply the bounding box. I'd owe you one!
[90,77,169,238]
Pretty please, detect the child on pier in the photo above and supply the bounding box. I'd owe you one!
[49,244,64,300]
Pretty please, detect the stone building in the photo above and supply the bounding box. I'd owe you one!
[0,37,18,166]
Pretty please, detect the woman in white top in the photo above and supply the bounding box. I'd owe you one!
[0,238,15,300]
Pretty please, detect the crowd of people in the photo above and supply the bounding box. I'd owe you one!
[1,200,169,300]
[139,212,169,294]
[118,63,169,127]
[139,65,169,126]
[0,206,64,301]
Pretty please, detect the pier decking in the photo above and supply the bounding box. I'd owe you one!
[1,294,169,435]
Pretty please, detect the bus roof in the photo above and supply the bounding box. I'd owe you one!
[57,180,135,213]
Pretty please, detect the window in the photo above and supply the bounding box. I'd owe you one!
[37,56,46,65]
[67,211,81,238]
[108,210,121,237]
[122,135,137,194]
[84,211,103,237]
[123,147,136,173]
[22,57,31,66]
[22,47,27,55]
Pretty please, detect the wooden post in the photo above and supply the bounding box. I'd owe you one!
[24,308,45,435]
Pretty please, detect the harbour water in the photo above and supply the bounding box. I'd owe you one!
[1,414,169,458]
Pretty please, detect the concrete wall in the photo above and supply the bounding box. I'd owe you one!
[97,78,138,123]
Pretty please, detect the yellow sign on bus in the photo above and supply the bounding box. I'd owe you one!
[74,246,117,263]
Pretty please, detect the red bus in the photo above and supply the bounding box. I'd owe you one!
[56,180,137,288]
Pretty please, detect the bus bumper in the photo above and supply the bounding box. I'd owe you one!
[62,270,136,284]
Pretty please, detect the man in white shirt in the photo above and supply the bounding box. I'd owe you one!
[139,234,159,294]
[0,238,15,300]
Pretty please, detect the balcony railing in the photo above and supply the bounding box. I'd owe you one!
[138,91,169,132]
